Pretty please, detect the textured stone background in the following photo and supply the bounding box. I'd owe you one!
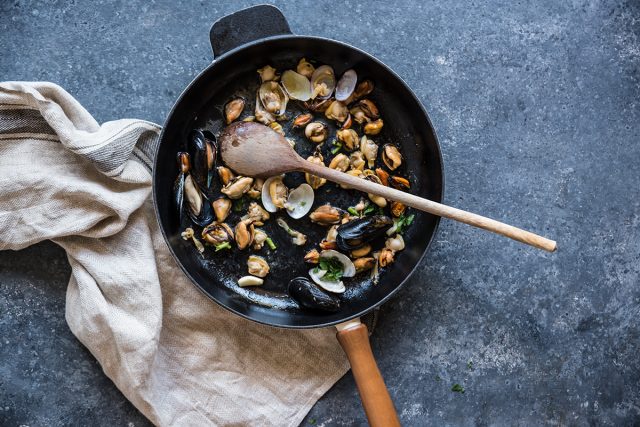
[1,1,639,426]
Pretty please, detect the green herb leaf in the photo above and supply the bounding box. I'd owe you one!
[214,241,231,252]
[265,237,277,250]
[394,213,415,234]
[363,205,376,215]
[451,384,465,393]
[300,201,307,206]
[347,207,359,216]
[317,257,344,282]
[330,141,342,154]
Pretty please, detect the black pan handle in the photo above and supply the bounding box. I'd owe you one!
[209,4,292,58]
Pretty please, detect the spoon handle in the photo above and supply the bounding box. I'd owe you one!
[301,160,557,252]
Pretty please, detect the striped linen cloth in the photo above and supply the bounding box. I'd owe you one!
[0,82,350,426]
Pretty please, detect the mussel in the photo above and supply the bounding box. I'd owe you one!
[364,119,384,135]
[235,220,255,250]
[288,277,340,312]
[212,197,232,223]
[336,129,359,151]
[293,113,313,128]
[174,152,190,221]
[382,144,403,170]
[310,204,344,225]
[336,215,393,251]
[224,98,245,124]
[324,100,348,122]
[360,136,378,168]
[329,153,350,172]
[188,130,216,188]
[305,122,328,143]
[305,153,327,189]
[296,58,315,78]
[221,176,253,199]
[247,255,270,277]
[349,151,366,171]
[201,223,234,246]
[183,174,214,227]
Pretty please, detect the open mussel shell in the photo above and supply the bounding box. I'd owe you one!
[188,129,216,189]
[310,65,336,99]
[335,69,357,101]
[288,277,340,312]
[336,215,393,251]
[174,152,190,219]
[281,70,312,101]
[183,174,214,227]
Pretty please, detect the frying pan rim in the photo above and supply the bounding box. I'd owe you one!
[152,34,445,329]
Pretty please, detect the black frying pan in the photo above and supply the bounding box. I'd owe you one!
[152,5,443,424]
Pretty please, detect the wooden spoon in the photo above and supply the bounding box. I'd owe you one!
[219,122,557,252]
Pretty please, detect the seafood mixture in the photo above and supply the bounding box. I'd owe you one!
[175,58,415,313]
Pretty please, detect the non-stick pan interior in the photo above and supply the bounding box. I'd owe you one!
[154,36,443,328]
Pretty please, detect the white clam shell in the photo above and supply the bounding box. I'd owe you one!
[309,268,345,293]
[261,175,283,213]
[310,65,336,99]
[285,183,314,219]
[321,249,356,277]
[281,70,312,101]
[335,69,357,101]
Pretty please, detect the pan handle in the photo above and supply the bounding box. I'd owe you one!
[209,4,292,58]
[336,321,401,427]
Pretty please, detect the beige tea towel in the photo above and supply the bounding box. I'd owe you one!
[0,81,350,426]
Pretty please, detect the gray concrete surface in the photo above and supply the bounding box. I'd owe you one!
[1,0,639,425]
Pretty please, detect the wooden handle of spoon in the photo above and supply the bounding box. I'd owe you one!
[301,160,557,252]
[336,323,401,427]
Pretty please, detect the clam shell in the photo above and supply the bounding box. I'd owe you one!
[335,69,357,101]
[281,70,312,101]
[285,183,314,219]
[310,65,336,99]
[261,175,283,212]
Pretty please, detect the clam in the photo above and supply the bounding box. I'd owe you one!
[242,202,270,226]
[224,97,245,124]
[335,69,357,101]
[188,130,216,189]
[183,174,214,227]
[329,153,350,172]
[310,65,336,99]
[212,197,232,223]
[308,250,356,294]
[247,177,264,199]
[247,255,270,277]
[364,118,384,135]
[305,122,328,143]
[309,204,344,225]
[349,151,366,171]
[346,79,374,103]
[304,97,333,113]
[305,153,327,189]
[235,220,255,250]
[386,234,405,251]
[360,136,379,168]
[336,215,393,251]
[296,58,315,78]
[353,257,376,273]
[304,249,320,264]
[257,65,278,82]
[252,228,268,250]
[390,201,406,217]
[336,129,359,151]
[201,222,234,246]
[293,113,313,128]
[349,105,368,124]
[221,176,254,199]
[320,225,339,250]
[217,166,235,186]
[259,81,288,116]
[324,100,348,122]
[382,144,403,170]
[288,277,340,312]
[284,183,314,219]
[238,276,264,287]
[276,218,307,246]
[281,70,312,101]
[263,175,288,211]
[254,91,276,125]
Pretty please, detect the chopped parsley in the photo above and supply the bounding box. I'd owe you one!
[394,213,415,234]
[300,201,307,206]
[330,139,342,154]
[347,207,359,216]
[315,257,344,282]
[265,237,277,250]
[214,241,231,252]
[451,384,465,394]
[363,204,377,215]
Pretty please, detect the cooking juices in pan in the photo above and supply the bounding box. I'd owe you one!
[173,59,416,313]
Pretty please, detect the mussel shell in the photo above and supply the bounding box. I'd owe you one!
[184,174,214,227]
[174,171,185,223]
[188,129,216,189]
[288,277,340,312]
[336,215,393,251]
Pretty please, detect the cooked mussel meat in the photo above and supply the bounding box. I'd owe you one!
[296,58,315,78]
[235,219,255,250]
[188,129,216,188]
[259,81,288,115]
[212,197,232,223]
[288,277,340,312]
[217,166,235,186]
[221,176,254,199]
[353,257,376,273]
[224,98,245,124]
[247,255,270,277]
[324,100,348,122]
[305,153,327,189]
[360,135,378,168]
[183,174,214,227]
[305,122,328,143]
[364,118,384,135]
[293,113,313,128]
[257,65,278,82]
[310,204,344,225]
[336,215,393,251]
[247,177,264,199]
[336,129,359,151]
[382,144,403,170]
[329,153,350,172]
[202,222,234,246]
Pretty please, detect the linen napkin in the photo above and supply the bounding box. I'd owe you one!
[0,81,350,426]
